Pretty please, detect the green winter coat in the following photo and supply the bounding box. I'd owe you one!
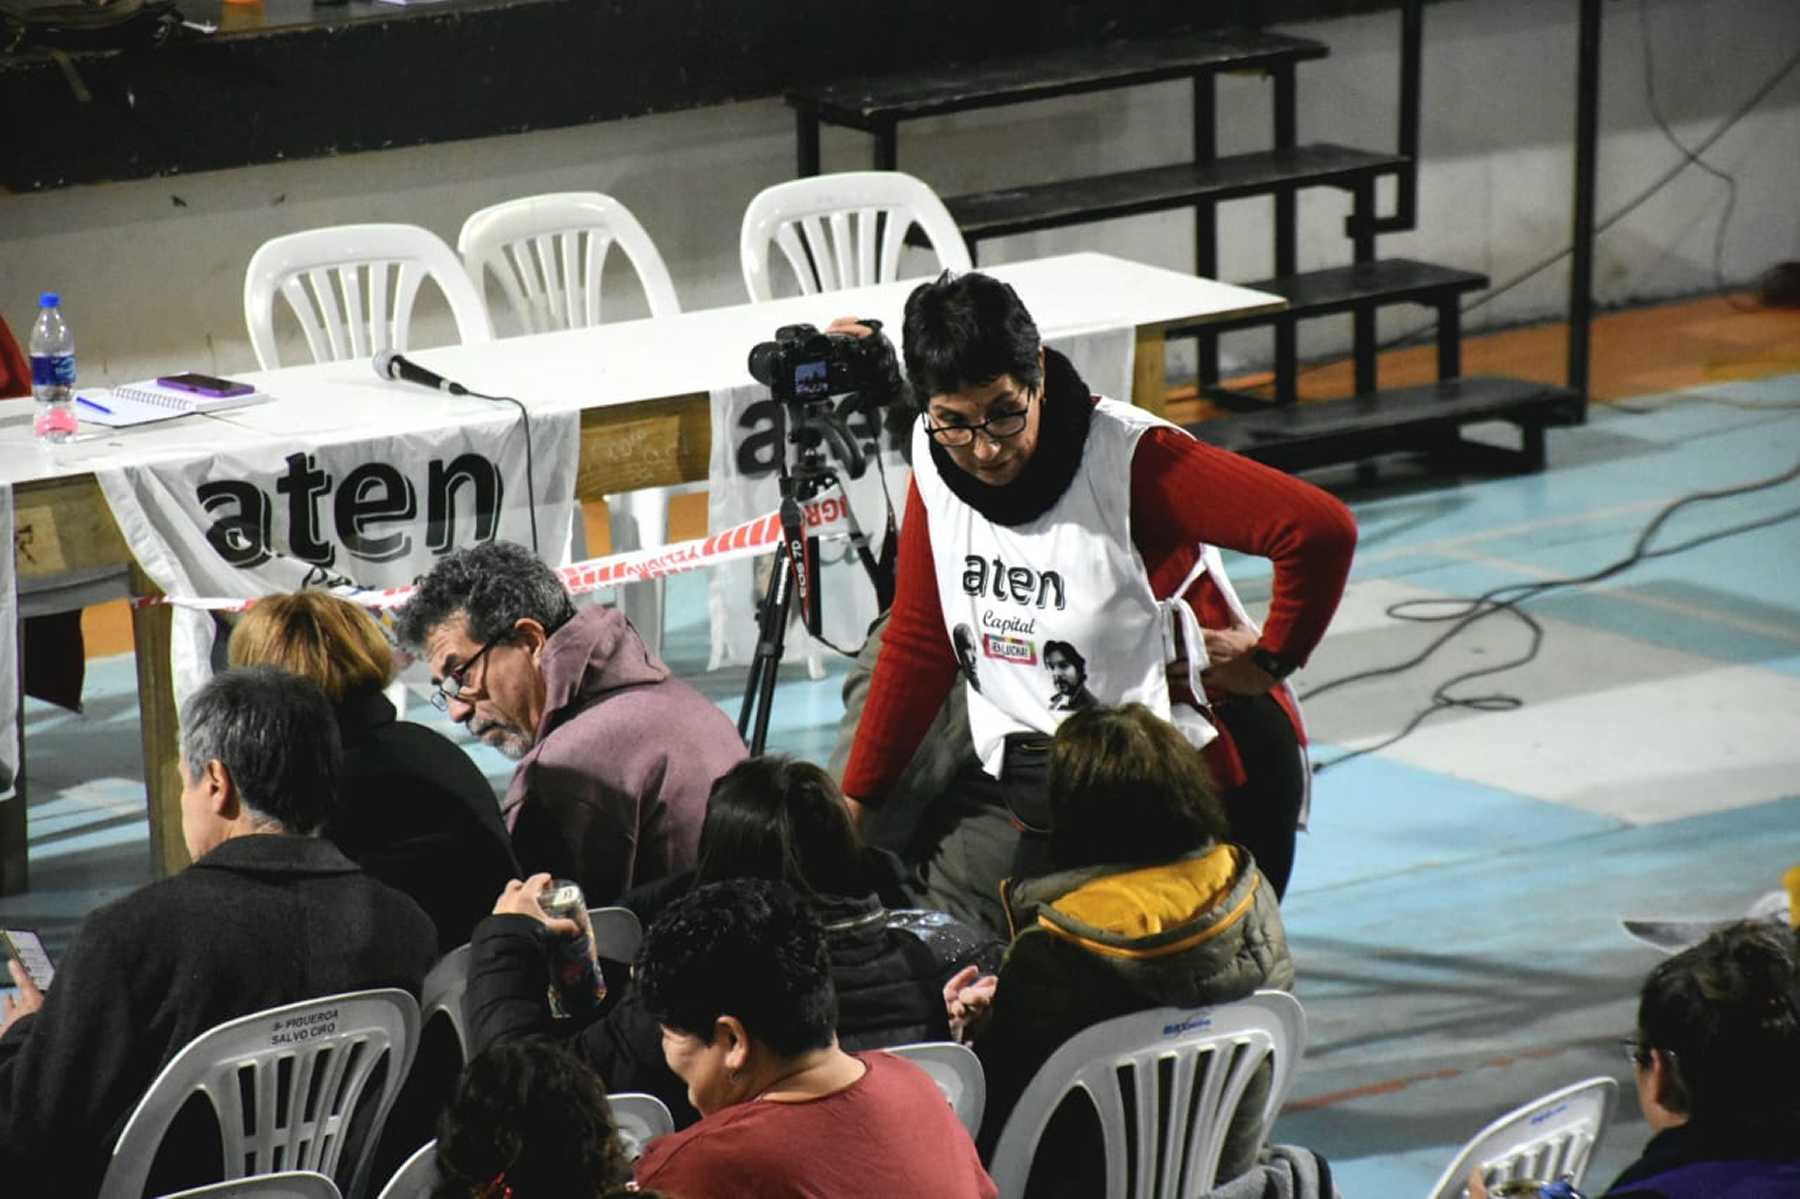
[973,844,1294,1193]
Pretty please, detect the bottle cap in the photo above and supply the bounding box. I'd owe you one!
[40,292,60,308]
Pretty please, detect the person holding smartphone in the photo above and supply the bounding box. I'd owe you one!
[0,668,438,1197]
[0,953,46,1032]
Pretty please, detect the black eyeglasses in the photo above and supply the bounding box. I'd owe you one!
[430,630,510,711]
[1620,1038,1652,1069]
[924,393,1035,447]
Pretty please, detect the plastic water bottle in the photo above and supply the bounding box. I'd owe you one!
[29,293,78,444]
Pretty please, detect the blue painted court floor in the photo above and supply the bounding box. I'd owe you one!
[9,373,1799,1194]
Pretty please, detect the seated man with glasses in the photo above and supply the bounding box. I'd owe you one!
[396,541,747,904]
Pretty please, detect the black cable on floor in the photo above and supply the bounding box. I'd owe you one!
[1303,458,1800,774]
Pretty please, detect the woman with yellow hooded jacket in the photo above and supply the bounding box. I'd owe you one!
[948,703,1294,1196]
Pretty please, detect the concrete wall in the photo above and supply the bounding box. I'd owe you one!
[2,0,1795,389]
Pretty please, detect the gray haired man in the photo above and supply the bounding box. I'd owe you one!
[0,667,436,1196]
[396,541,746,904]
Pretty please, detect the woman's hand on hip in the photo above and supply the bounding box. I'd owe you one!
[1198,622,1278,696]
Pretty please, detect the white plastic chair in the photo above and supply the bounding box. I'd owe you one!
[419,944,472,1064]
[883,1041,986,1137]
[458,192,686,652]
[155,1172,342,1199]
[739,170,973,303]
[374,1140,437,1199]
[1426,1076,1619,1199]
[457,192,680,335]
[608,1091,675,1162]
[988,991,1307,1199]
[586,905,644,964]
[98,989,422,1199]
[243,223,492,370]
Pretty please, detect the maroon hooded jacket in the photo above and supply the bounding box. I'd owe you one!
[503,604,747,903]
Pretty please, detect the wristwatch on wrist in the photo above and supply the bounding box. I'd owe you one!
[1248,646,1297,681]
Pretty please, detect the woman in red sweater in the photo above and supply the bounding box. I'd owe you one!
[839,271,1356,935]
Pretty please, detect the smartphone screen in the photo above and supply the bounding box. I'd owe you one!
[156,372,255,398]
[1,928,54,990]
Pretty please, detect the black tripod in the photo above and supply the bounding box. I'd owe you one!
[736,426,892,755]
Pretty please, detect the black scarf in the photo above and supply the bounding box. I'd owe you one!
[925,347,1094,527]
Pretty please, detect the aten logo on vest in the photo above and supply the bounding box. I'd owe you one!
[197,450,505,568]
[962,555,1066,610]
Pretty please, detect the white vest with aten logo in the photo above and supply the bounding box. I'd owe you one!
[913,398,1264,778]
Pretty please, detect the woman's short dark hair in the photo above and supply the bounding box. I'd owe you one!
[433,1038,632,1199]
[635,878,837,1060]
[902,270,1043,401]
[1637,918,1800,1121]
[695,755,863,899]
[1047,703,1227,870]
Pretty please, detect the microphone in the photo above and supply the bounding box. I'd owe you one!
[372,349,469,396]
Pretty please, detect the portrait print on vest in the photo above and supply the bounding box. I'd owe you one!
[953,623,983,693]
[1041,640,1096,711]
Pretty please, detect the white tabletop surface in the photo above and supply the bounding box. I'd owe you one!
[1,253,1281,487]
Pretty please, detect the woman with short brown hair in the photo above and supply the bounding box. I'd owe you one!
[229,591,518,951]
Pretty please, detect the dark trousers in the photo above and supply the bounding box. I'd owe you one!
[1212,692,1307,898]
[917,695,1307,935]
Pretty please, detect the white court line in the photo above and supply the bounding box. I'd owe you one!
[1430,545,1800,645]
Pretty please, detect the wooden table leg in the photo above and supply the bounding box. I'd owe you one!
[128,565,189,878]
[1133,325,1168,416]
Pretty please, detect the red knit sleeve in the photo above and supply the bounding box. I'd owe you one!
[0,316,29,400]
[840,481,961,802]
[1131,427,1356,664]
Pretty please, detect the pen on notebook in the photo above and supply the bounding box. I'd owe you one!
[76,394,112,414]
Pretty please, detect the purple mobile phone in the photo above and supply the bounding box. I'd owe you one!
[156,372,255,398]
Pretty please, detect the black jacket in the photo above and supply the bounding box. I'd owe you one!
[330,687,520,952]
[465,851,1000,1127]
[0,835,438,1197]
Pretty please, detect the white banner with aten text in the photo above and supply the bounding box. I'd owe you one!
[94,410,580,709]
[704,330,1135,669]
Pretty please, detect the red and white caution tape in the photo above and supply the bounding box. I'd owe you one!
[130,489,860,615]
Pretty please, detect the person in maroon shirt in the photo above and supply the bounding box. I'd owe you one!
[630,878,996,1199]
[837,272,1357,934]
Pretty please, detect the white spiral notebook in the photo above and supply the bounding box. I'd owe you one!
[74,379,274,428]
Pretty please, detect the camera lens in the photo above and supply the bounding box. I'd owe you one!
[747,341,782,387]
